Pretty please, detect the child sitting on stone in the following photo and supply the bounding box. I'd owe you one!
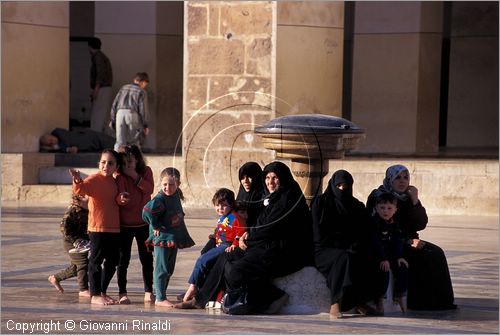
[181,188,246,302]
[371,192,409,314]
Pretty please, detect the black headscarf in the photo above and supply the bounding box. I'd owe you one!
[247,161,313,275]
[236,162,265,228]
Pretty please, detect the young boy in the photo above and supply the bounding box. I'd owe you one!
[48,194,91,296]
[371,192,409,314]
[109,72,150,150]
[181,188,246,302]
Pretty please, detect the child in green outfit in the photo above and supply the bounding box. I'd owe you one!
[143,167,195,307]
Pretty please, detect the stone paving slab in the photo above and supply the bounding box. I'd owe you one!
[1,204,498,334]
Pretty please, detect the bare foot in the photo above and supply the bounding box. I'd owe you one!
[91,295,112,305]
[79,290,91,297]
[48,275,64,293]
[155,299,175,307]
[144,292,155,303]
[102,294,118,305]
[119,294,131,305]
[183,284,198,302]
[329,303,342,319]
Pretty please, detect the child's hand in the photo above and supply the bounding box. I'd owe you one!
[397,258,409,268]
[380,260,390,272]
[171,213,183,226]
[225,245,236,253]
[69,169,82,183]
[118,192,130,205]
[153,229,161,237]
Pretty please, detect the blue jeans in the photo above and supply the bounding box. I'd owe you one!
[188,243,229,286]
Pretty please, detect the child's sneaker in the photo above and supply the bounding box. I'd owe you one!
[69,239,91,254]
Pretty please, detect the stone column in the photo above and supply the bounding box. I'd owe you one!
[446,2,498,149]
[1,2,69,152]
[351,2,443,154]
[183,1,276,207]
[276,2,345,117]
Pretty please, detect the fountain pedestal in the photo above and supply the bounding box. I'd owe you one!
[255,114,365,203]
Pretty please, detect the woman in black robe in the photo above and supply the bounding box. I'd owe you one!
[176,161,313,314]
[236,161,265,228]
[366,164,456,310]
[311,170,381,318]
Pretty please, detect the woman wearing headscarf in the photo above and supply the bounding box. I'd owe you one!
[366,164,455,310]
[236,162,265,228]
[311,170,380,318]
[176,161,313,314]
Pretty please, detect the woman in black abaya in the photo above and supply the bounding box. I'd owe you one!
[236,161,265,228]
[311,170,380,318]
[366,164,455,310]
[176,161,313,314]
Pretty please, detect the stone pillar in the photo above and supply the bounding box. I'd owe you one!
[276,2,345,117]
[351,2,443,154]
[446,2,498,149]
[1,2,69,152]
[290,159,329,203]
[183,1,276,207]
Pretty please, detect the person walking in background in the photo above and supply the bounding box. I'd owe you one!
[143,167,195,308]
[48,194,90,297]
[88,37,113,134]
[109,72,150,151]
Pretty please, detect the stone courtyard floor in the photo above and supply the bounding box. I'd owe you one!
[1,203,498,334]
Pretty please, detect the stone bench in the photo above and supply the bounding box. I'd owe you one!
[273,266,401,315]
[273,266,331,314]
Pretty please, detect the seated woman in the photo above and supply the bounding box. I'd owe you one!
[366,164,456,310]
[176,161,313,314]
[311,170,381,318]
[235,161,265,228]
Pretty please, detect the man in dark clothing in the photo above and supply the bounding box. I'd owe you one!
[39,128,115,153]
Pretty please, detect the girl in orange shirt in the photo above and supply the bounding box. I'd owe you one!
[69,149,121,305]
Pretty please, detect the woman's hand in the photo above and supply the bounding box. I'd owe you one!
[397,258,409,268]
[410,238,426,249]
[407,185,419,205]
[380,260,390,272]
[238,232,248,251]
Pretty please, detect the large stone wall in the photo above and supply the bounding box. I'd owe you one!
[1,2,69,153]
[182,1,276,207]
[276,2,345,117]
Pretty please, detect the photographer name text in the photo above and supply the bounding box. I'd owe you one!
[6,319,171,333]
